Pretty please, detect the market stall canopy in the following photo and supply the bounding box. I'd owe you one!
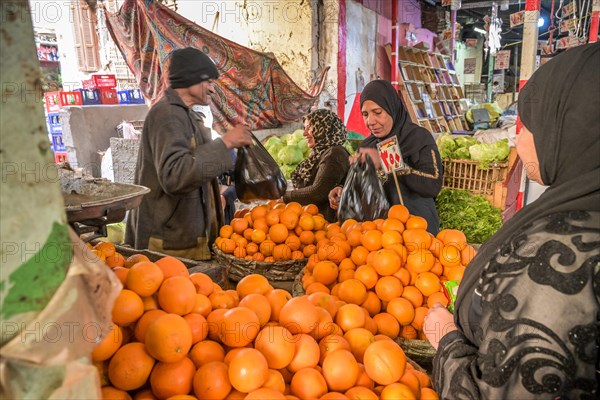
[104,0,328,134]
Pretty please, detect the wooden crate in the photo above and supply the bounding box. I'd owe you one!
[442,159,509,208]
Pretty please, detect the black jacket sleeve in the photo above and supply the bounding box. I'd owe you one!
[397,145,443,198]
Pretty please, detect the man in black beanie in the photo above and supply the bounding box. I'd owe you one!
[126,47,252,260]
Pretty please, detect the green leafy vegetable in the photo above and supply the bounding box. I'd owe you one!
[436,134,457,159]
[435,189,503,244]
[277,146,304,165]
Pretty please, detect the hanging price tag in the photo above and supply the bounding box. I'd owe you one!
[376,136,406,173]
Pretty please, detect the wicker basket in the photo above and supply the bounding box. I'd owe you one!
[442,159,508,196]
[212,245,307,282]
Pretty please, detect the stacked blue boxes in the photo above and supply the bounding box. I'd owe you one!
[47,112,66,157]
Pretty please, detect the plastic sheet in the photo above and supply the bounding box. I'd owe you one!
[337,156,390,222]
[234,134,287,203]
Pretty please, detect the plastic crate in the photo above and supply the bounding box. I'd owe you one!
[44,91,83,113]
[75,89,102,105]
[82,79,95,90]
[91,74,117,89]
[47,113,61,134]
[99,88,119,105]
[54,151,68,164]
[51,134,66,152]
[118,89,145,104]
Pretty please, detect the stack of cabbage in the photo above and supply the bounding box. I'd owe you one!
[436,134,511,169]
[264,130,358,179]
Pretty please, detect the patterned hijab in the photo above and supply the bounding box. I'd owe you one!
[291,109,347,188]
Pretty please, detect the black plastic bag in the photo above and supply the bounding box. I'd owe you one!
[234,134,287,203]
[337,155,390,222]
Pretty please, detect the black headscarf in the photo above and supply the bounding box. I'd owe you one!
[359,80,435,160]
[455,43,600,341]
[291,109,347,188]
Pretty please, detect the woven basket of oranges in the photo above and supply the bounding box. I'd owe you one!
[213,244,307,282]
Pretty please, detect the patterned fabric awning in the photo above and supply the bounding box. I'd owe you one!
[104,0,328,133]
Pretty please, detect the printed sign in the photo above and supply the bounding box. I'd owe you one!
[557,35,581,49]
[494,50,511,70]
[510,11,525,28]
[376,136,406,173]
[464,58,477,74]
[562,2,577,16]
[465,39,478,47]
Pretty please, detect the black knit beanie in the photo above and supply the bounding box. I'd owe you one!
[169,47,219,89]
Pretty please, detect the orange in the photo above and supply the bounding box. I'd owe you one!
[250,229,267,244]
[361,230,383,252]
[265,209,282,226]
[447,265,466,282]
[219,306,260,347]
[345,386,378,399]
[372,313,400,339]
[394,267,411,286]
[427,291,449,308]
[149,357,195,399]
[123,253,150,269]
[279,297,320,334]
[343,328,375,363]
[192,361,232,400]
[346,229,362,247]
[400,325,418,339]
[318,334,351,364]
[220,225,233,239]
[337,279,368,305]
[157,276,196,315]
[280,210,300,230]
[318,241,349,264]
[91,324,123,362]
[437,229,467,249]
[299,230,315,245]
[401,285,424,308]
[381,217,405,234]
[322,349,360,392]
[420,387,440,399]
[112,289,144,327]
[272,244,291,261]
[405,250,435,274]
[254,325,295,369]
[307,292,339,319]
[253,218,269,233]
[361,291,382,317]
[371,249,402,276]
[290,368,328,399]
[228,348,269,393]
[428,237,443,258]
[430,260,443,276]
[101,387,132,400]
[386,297,415,326]
[189,340,225,368]
[134,309,167,342]
[285,201,303,213]
[415,272,441,296]
[350,246,370,266]
[184,313,209,344]
[243,228,254,241]
[354,265,379,289]
[303,204,319,215]
[399,370,421,398]
[335,303,366,331]
[285,235,301,251]
[220,238,236,254]
[375,276,404,302]
[268,223,288,244]
[145,313,193,363]
[251,205,268,221]
[259,240,276,256]
[106,253,126,268]
[262,369,286,394]
[388,204,410,222]
[266,289,291,322]
[189,272,214,296]
[405,216,427,230]
[112,267,129,285]
[209,291,237,310]
[363,340,406,385]
[108,342,155,391]
[312,261,339,285]
[95,241,116,258]
[313,215,328,231]
[125,261,164,297]
[287,333,320,372]
[380,383,416,400]
[231,218,249,235]
[238,293,271,327]
[155,256,189,279]
[402,229,432,254]
[439,244,462,268]
[381,230,403,249]
[245,388,286,400]
[320,392,350,400]
[461,244,477,266]
[236,273,271,298]
[298,215,315,231]
[411,306,428,331]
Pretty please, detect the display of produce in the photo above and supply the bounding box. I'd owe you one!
[91,239,442,399]
[436,133,510,168]
[215,200,326,262]
[435,189,503,244]
[298,205,475,345]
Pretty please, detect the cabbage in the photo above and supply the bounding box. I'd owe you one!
[454,136,478,149]
[264,136,281,150]
[267,143,284,159]
[277,146,304,165]
[491,139,510,161]
[343,141,356,155]
[436,134,457,159]
[292,129,305,139]
[469,138,511,168]
[296,139,309,154]
[279,134,291,144]
[280,164,298,179]
[452,147,471,160]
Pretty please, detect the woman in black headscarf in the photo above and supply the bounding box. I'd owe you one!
[283,109,350,221]
[424,43,600,399]
[328,80,443,234]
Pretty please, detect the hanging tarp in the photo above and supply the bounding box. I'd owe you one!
[105,0,328,133]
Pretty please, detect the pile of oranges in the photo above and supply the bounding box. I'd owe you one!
[300,204,475,342]
[215,200,328,262]
[94,239,441,399]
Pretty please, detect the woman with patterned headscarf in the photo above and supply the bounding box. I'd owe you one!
[283,109,350,221]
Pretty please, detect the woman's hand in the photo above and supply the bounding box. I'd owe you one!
[358,148,382,169]
[328,186,342,210]
[423,303,457,350]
